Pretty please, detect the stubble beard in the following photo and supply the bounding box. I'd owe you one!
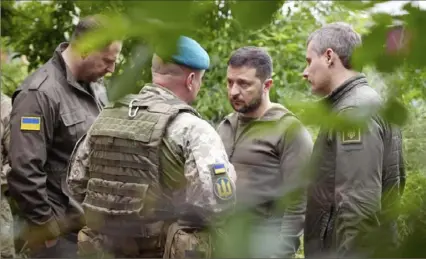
[232,95,263,114]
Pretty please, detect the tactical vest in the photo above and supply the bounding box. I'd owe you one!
[81,92,199,238]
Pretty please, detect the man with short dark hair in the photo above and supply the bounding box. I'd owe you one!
[7,15,122,258]
[217,46,313,258]
[302,22,405,258]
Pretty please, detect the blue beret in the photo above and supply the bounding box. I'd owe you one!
[171,36,210,70]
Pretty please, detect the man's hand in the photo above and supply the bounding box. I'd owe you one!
[45,239,58,248]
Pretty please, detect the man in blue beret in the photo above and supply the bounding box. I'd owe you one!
[67,36,237,258]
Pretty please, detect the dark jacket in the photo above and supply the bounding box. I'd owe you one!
[304,74,405,257]
[7,43,106,242]
[217,103,313,257]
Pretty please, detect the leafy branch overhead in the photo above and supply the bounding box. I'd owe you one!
[1,0,424,126]
[2,1,426,258]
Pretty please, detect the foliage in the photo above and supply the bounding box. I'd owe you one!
[2,0,426,258]
[0,37,29,96]
[1,1,77,72]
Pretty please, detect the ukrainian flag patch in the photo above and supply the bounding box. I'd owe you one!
[20,116,41,131]
[213,163,226,175]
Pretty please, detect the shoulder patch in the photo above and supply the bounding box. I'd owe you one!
[212,163,226,175]
[21,116,41,131]
[213,176,234,201]
[341,128,361,144]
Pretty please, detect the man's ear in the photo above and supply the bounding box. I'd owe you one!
[325,48,335,66]
[186,72,195,91]
[263,78,273,91]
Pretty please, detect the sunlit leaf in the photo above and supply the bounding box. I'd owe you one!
[284,98,372,132]
[336,0,389,11]
[74,13,131,55]
[107,44,152,101]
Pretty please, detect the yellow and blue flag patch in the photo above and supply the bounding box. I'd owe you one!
[213,163,226,175]
[20,116,41,131]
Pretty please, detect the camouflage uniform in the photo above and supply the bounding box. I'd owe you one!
[1,93,16,258]
[67,85,236,258]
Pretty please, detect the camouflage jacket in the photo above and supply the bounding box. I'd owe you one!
[67,84,237,226]
[1,93,12,190]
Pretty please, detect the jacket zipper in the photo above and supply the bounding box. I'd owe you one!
[321,205,335,249]
[229,126,237,161]
[228,117,253,161]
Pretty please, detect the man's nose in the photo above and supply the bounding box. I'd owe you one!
[302,69,309,80]
[229,84,240,96]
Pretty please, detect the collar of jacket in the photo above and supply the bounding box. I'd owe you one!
[52,42,81,87]
[137,83,201,117]
[223,102,291,128]
[140,83,183,101]
[324,73,368,107]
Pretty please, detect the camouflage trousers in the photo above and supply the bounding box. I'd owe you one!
[1,195,16,258]
[77,226,165,258]
[77,222,212,259]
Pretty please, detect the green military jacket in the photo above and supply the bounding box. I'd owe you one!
[304,74,405,258]
[217,103,313,257]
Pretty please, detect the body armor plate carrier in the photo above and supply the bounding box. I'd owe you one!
[81,92,198,238]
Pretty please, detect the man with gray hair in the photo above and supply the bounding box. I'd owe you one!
[302,22,405,257]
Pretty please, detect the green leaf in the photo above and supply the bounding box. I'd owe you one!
[211,210,254,258]
[402,4,426,68]
[74,12,131,55]
[379,97,409,126]
[230,0,284,30]
[336,0,389,11]
[351,13,402,73]
[107,44,152,102]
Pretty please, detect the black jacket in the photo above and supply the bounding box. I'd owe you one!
[7,43,106,242]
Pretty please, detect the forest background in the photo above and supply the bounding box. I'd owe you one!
[1,0,426,257]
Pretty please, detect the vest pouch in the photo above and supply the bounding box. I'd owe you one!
[83,178,158,237]
[163,222,211,259]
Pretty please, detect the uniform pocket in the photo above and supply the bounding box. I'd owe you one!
[163,223,211,259]
[61,109,86,127]
[60,109,88,145]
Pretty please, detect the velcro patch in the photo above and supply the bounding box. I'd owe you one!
[20,116,41,131]
[341,128,361,144]
[213,176,234,201]
[213,163,226,175]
